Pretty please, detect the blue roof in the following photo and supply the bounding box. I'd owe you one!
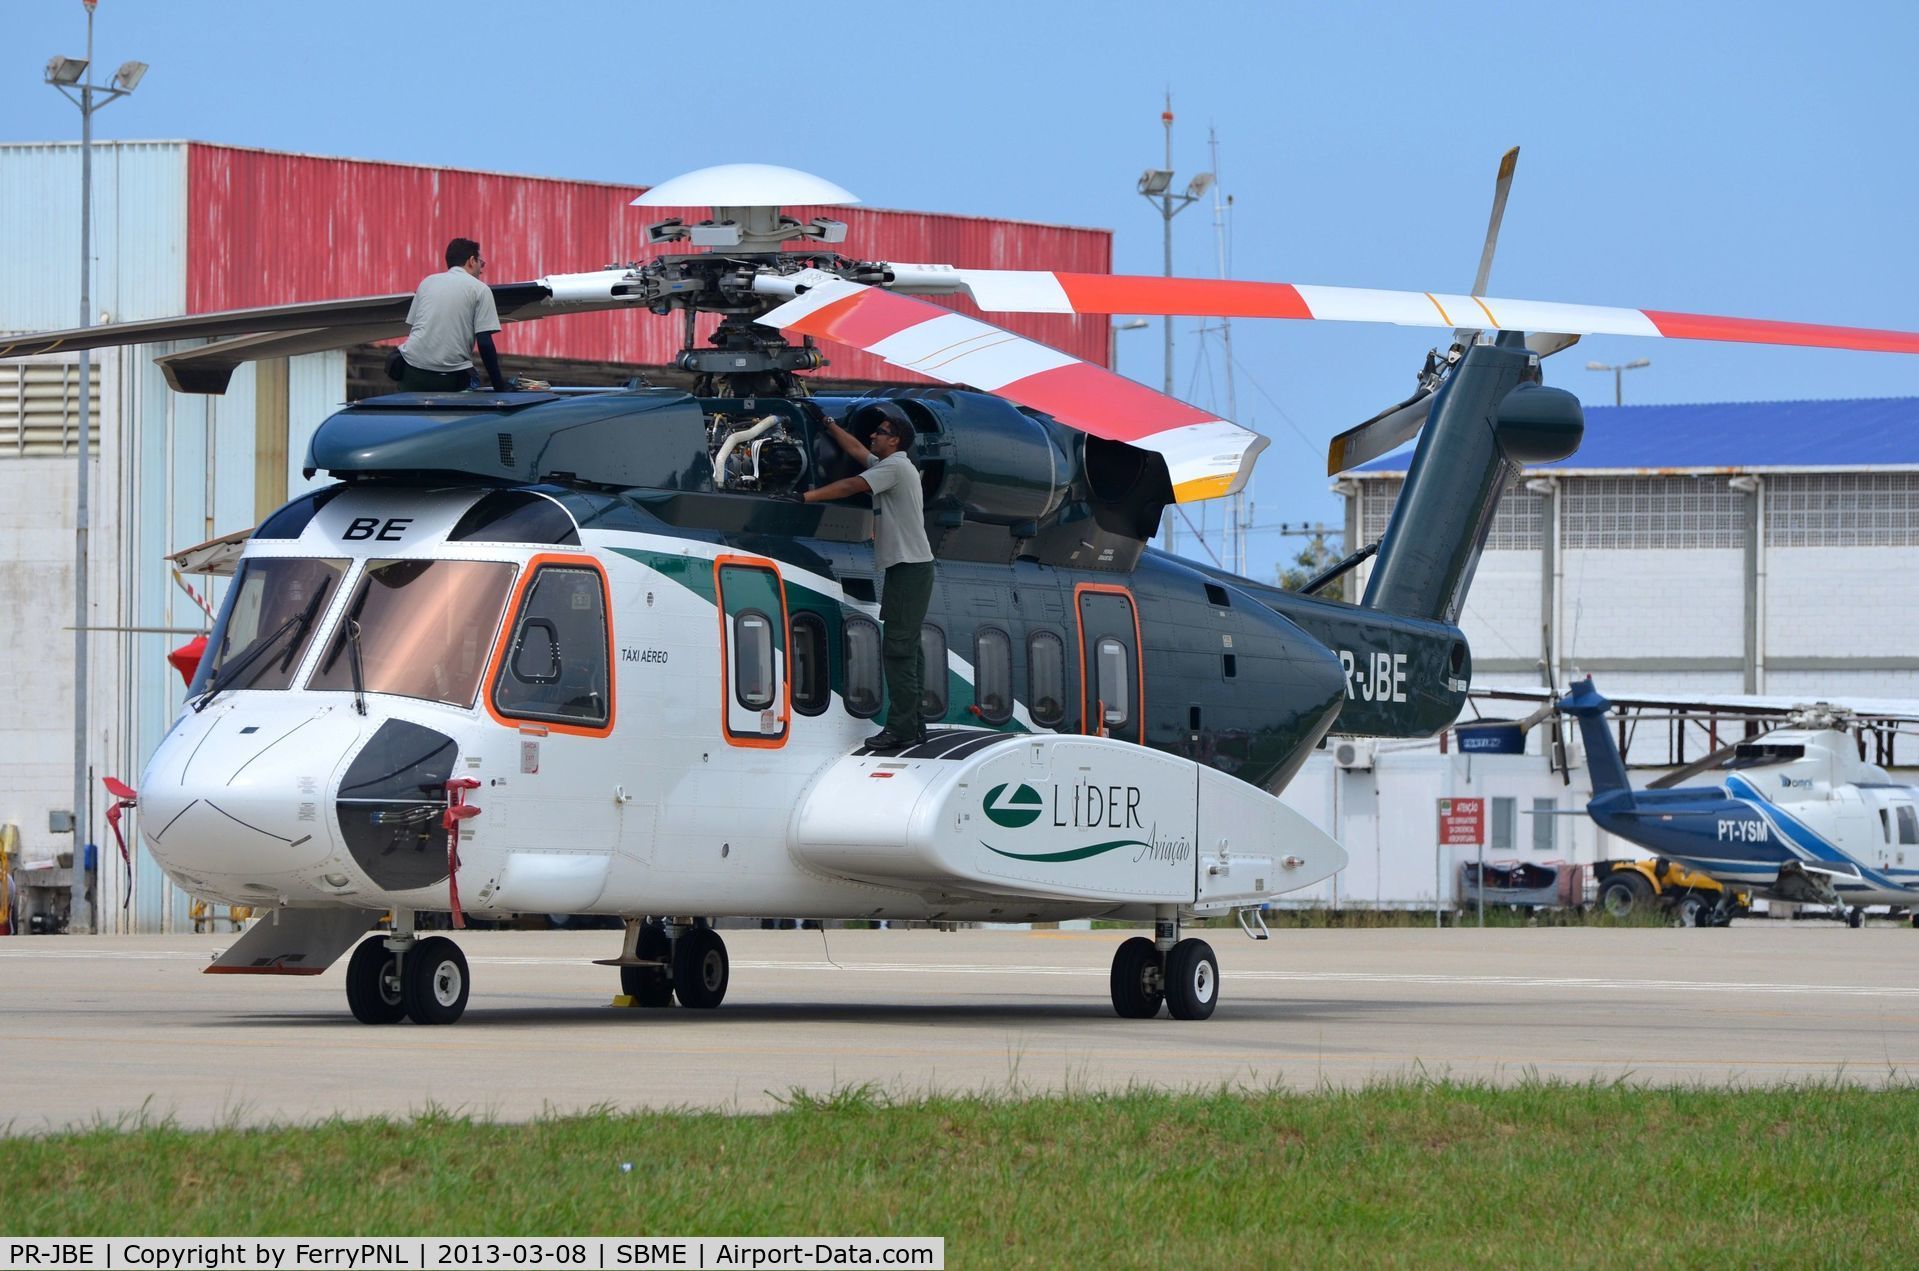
[1354,396,1919,474]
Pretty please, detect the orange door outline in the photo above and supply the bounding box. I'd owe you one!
[715,553,793,749]
[1072,581,1145,744]
[484,552,615,739]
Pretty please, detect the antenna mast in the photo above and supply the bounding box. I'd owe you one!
[1207,126,1244,573]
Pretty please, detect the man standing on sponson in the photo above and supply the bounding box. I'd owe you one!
[801,403,935,750]
[397,237,510,393]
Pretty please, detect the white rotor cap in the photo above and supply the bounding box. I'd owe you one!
[632,164,860,208]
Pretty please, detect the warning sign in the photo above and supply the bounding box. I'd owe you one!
[1437,797,1486,846]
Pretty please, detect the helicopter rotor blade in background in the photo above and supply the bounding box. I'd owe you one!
[1646,743,1743,789]
[756,270,1266,503]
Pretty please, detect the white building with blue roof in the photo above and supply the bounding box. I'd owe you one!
[1340,396,1919,700]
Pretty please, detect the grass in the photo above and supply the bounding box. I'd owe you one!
[10,1081,1919,1264]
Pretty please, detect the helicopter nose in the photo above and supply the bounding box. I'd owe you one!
[139,706,373,879]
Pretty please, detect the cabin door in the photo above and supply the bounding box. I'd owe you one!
[715,556,791,747]
[1074,584,1144,743]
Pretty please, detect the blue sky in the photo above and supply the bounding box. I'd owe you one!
[8,0,1918,581]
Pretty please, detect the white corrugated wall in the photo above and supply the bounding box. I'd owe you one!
[2,142,348,931]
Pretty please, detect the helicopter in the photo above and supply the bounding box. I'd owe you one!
[1486,679,1919,928]
[9,157,1919,1025]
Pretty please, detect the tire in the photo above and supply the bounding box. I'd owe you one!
[1163,938,1219,1021]
[672,926,729,1009]
[1849,906,1865,929]
[344,935,406,1025]
[1599,873,1653,919]
[404,935,470,1025]
[1672,893,1708,928]
[1108,936,1164,1019]
[620,920,675,1007]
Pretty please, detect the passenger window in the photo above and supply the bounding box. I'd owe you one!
[1028,631,1066,728]
[1899,805,1918,846]
[734,611,775,709]
[920,625,948,720]
[492,565,610,726]
[843,618,882,718]
[973,628,1012,725]
[790,613,829,715]
[1096,636,1130,730]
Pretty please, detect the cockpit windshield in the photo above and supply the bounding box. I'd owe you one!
[309,559,517,707]
[189,557,347,698]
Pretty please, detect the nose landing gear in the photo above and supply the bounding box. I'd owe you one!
[343,920,472,1026]
[1107,909,1220,1020]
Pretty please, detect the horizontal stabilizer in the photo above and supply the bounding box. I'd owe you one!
[204,907,378,975]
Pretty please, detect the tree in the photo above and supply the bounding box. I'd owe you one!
[1278,532,1344,602]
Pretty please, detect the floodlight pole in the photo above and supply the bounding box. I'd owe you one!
[1586,357,1651,407]
[48,0,142,933]
[1138,95,1207,555]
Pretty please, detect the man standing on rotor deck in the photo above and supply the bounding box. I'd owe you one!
[396,237,510,393]
[802,403,935,750]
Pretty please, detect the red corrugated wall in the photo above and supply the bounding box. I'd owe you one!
[185,144,1113,379]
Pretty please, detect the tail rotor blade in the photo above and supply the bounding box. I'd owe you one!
[1471,147,1520,300]
[1326,388,1433,476]
[1525,331,1581,358]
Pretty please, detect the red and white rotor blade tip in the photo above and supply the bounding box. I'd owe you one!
[757,271,1265,503]
[885,267,1919,358]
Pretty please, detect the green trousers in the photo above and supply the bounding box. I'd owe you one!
[880,561,936,737]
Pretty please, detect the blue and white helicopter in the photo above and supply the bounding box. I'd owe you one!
[1550,679,1919,927]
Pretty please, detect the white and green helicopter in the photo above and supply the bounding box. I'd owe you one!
[11,160,1918,1025]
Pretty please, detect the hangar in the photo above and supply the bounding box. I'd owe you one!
[0,140,1111,930]
[1281,397,1919,908]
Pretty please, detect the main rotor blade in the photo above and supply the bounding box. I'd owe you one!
[1472,146,1519,299]
[1646,742,1742,789]
[757,270,1266,503]
[882,267,1919,357]
[0,278,629,363]
[1326,388,1433,475]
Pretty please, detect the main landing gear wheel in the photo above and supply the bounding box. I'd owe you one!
[1109,936,1165,1018]
[1848,906,1865,929]
[672,926,729,1009]
[1163,938,1219,1021]
[404,936,470,1025]
[344,935,406,1025]
[620,920,675,1007]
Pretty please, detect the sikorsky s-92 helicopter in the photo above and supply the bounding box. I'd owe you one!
[11,157,1919,1025]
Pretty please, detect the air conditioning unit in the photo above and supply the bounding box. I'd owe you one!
[1332,740,1375,771]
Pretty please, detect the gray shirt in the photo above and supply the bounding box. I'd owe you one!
[864,451,933,570]
[399,267,502,372]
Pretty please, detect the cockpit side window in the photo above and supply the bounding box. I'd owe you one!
[189,557,347,697]
[1898,804,1918,847]
[491,565,612,727]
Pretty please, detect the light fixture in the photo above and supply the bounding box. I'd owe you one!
[113,61,147,92]
[45,55,88,86]
[1524,477,1558,495]
[1137,168,1174,196]
[1728,474,1761,493]
[1113,318,1149,332]
[1185,172,1216,198]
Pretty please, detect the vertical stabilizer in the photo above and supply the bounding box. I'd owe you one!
[1559,678,1632,798]
[1361,334,1583,623]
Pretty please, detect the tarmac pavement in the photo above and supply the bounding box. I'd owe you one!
[4,922,1918,1130]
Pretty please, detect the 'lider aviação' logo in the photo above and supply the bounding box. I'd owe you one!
[983,783,1044,829]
